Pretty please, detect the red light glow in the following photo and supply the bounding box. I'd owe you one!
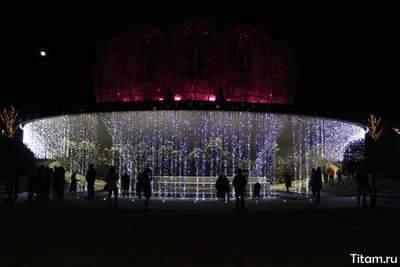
[94,18,296,105]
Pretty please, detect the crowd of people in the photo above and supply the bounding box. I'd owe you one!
[306,165,373,206]
[4,162,375,209]
[78,165,154,208]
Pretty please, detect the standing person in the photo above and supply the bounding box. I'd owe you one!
[136,172,143,199]
[105,166,118,208]
[69,172,79,193]
[329,167,335,186]
[85,164,97,200]
[322,166,329,184]
[336,168,344,185]
[253,182,262,199]
[142,168,153,207]
[52,166,58,197]
[35,166,43,200]
[215,174,225,201]
[223,174,231,202]
[232,168,247,211]
[57,166,66,198]
[310,168,316,197]
[121,169,131,198]
[43,167,51,201]
[313,167,323,203]
[355,166,372,208]
[284,170,291,192]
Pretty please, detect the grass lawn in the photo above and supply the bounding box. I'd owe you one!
[2,201,399,267]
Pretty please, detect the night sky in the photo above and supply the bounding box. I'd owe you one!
[3,7,397,123]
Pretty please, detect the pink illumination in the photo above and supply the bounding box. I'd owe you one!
[94,19,296,104]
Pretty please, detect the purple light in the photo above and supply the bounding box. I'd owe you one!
[21,111,367,198]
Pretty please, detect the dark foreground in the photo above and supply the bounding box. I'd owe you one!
[2,199,400,267]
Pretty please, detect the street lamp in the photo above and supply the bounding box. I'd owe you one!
[40,51,46,56]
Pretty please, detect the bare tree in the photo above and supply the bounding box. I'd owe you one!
[367,114,383,141]
[0,106,22,138]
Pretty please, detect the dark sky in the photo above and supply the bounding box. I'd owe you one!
[2,6,398,122]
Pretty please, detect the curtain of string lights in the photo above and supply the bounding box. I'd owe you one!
[21,111,366,197]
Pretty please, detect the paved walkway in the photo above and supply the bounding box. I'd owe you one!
[2,179,400,267]
[275,176,400,199]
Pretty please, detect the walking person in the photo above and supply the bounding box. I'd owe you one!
[313,167,323,203]
[284,170,291,192]
[329,167,335,186]
[310,168,316,196]
[69,172,79,193]
[215,174,225,201]
[105,166,118,208]
[232,168,247,211]
[121,169,131,198]
[336,168,344,185]
[322,166,329,184]
[223,175,231,202]
[355,166,372,208]
[85,164,97,200]
[142,168,153,207]
[136,172,143,199]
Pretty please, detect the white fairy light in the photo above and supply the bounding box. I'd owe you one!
[21,111,366,198]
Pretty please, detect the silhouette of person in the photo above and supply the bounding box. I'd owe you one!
[215,174,225,201]
[253,182,262,199]
[355,166,372,207]
[136,172,143,199]
[52,166,58,196]
[121,169,131,198]
[223,174,231,202]
[69,172,79,193]
[313,167,323,202]
[43,166,51,201]
[105,166,118,208]
[85,164,97,200]
[322,166,329,184]
[347,168,355,180]
[336,168,344,185]
[27,174,35,201]
[142,168,153,207]
[36,166,44,200]
[57,166,66,198]
[329,167,335,186]
[371,167,378,208]
[284,170,291,192]
[310,168,316,196]
[232,168,247,211]
[7,176,20,203]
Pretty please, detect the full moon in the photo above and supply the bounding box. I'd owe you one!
[40,51,46,56]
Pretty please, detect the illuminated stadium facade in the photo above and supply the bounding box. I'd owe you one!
[21,111,366,197]
[94,18,296,104]
[21,19,367,198]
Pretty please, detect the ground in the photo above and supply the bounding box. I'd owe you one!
[1,176,400,267]
[2,195,400,267]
